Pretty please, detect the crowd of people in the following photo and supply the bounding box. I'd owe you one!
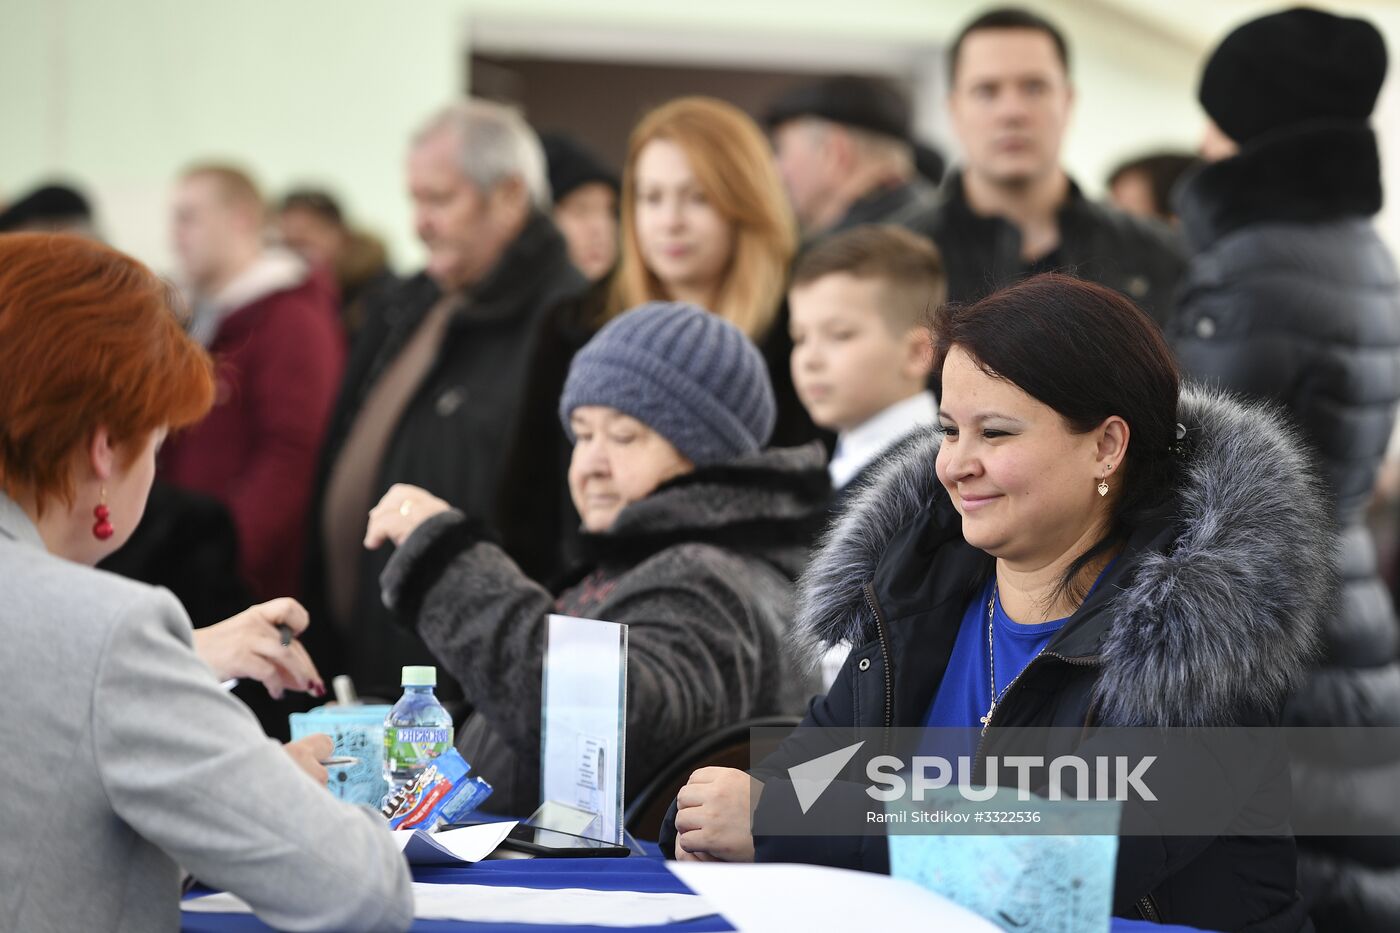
[2,6,1398,933]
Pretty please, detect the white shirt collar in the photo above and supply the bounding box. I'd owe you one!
[187,248,308,346]
[828,390,938,490]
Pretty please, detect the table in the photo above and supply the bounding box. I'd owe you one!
[181,851,1211,932]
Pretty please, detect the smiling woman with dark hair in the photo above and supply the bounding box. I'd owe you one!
[668,273,1334,933]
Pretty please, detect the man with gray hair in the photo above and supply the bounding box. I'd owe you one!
[306,98,587,702]
[766,75,941,240]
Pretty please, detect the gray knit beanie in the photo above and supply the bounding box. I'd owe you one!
[559,301,776,466]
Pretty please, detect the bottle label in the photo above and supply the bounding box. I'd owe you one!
[386,726,452,771]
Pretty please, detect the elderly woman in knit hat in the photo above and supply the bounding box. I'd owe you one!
[365,301,829,820]
[1167,11,1400,931]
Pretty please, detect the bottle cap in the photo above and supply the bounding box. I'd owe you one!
[401,665,436,687]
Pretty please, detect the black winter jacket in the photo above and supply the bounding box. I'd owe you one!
[731,387,1333,933]
[1168,121,1400,933]
[825,178,942,238]
[915,170,1185,328]
[304,213,588,701]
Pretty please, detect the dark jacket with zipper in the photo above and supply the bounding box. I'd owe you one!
[709,386,1333,933]
[303,212,589,701]
[1167,121,1400,933]
[914,170,1185,328]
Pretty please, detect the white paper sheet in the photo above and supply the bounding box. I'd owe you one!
[412,882,712,925]
[181,893,260,915]
[669,862,1002,933]
[183,881,715,927]
[391,820,517,865]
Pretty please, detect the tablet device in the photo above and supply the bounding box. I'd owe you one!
[445,822,630,858]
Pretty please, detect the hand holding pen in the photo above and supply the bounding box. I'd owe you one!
[193,597,326,700]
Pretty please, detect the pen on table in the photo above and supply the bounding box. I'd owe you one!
[319,756,360,767]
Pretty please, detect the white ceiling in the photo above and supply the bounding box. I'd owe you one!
[1098,0,1400,51]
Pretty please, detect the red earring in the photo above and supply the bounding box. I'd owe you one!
[92,486,114,541]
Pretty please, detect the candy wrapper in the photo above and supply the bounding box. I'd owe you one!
[380,749,493,831]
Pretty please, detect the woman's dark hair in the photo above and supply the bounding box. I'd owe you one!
[279,188,345,227]
[932,273,1181,604]
[1107,151,1199,219]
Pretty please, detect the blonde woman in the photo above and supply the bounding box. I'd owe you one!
[607,96,817,445]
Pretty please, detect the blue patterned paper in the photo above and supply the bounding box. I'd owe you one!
[888,789,1121,933]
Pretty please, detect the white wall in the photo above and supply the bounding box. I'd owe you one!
[462,0,1206,190]
[1104,0,1400,255]
[0,0,461,274]
[0,0,1234,274]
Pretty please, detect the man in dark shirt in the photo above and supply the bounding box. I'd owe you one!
[918,7,1184,326]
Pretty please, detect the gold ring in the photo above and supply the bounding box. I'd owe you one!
[398,500,413,517]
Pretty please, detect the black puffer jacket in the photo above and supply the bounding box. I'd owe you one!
[1168,121,1400,933]
[723,387,1332,933]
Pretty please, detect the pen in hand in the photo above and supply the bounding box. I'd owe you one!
[221,623,295,690]
[218,613,312,694]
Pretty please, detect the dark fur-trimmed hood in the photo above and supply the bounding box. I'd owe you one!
[794,384,1334,727]
[1177,120,1381,253]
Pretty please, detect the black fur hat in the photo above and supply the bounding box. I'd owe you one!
[1199,7,1387,145]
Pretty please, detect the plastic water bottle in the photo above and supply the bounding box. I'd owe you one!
[383,666,453,796]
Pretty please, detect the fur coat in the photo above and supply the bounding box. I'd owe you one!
[750,386,1333,933]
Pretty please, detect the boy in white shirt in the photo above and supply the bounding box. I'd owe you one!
[790,224,945,501]
[789,224,946,689]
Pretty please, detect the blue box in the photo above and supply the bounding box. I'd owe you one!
[289,704,391,809]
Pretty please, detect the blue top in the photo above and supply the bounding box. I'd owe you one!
[923,562,1119,734]
[923,575,1071,731]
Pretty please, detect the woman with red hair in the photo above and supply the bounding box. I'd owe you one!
[0,234,411,932]
[605,96,819,446]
